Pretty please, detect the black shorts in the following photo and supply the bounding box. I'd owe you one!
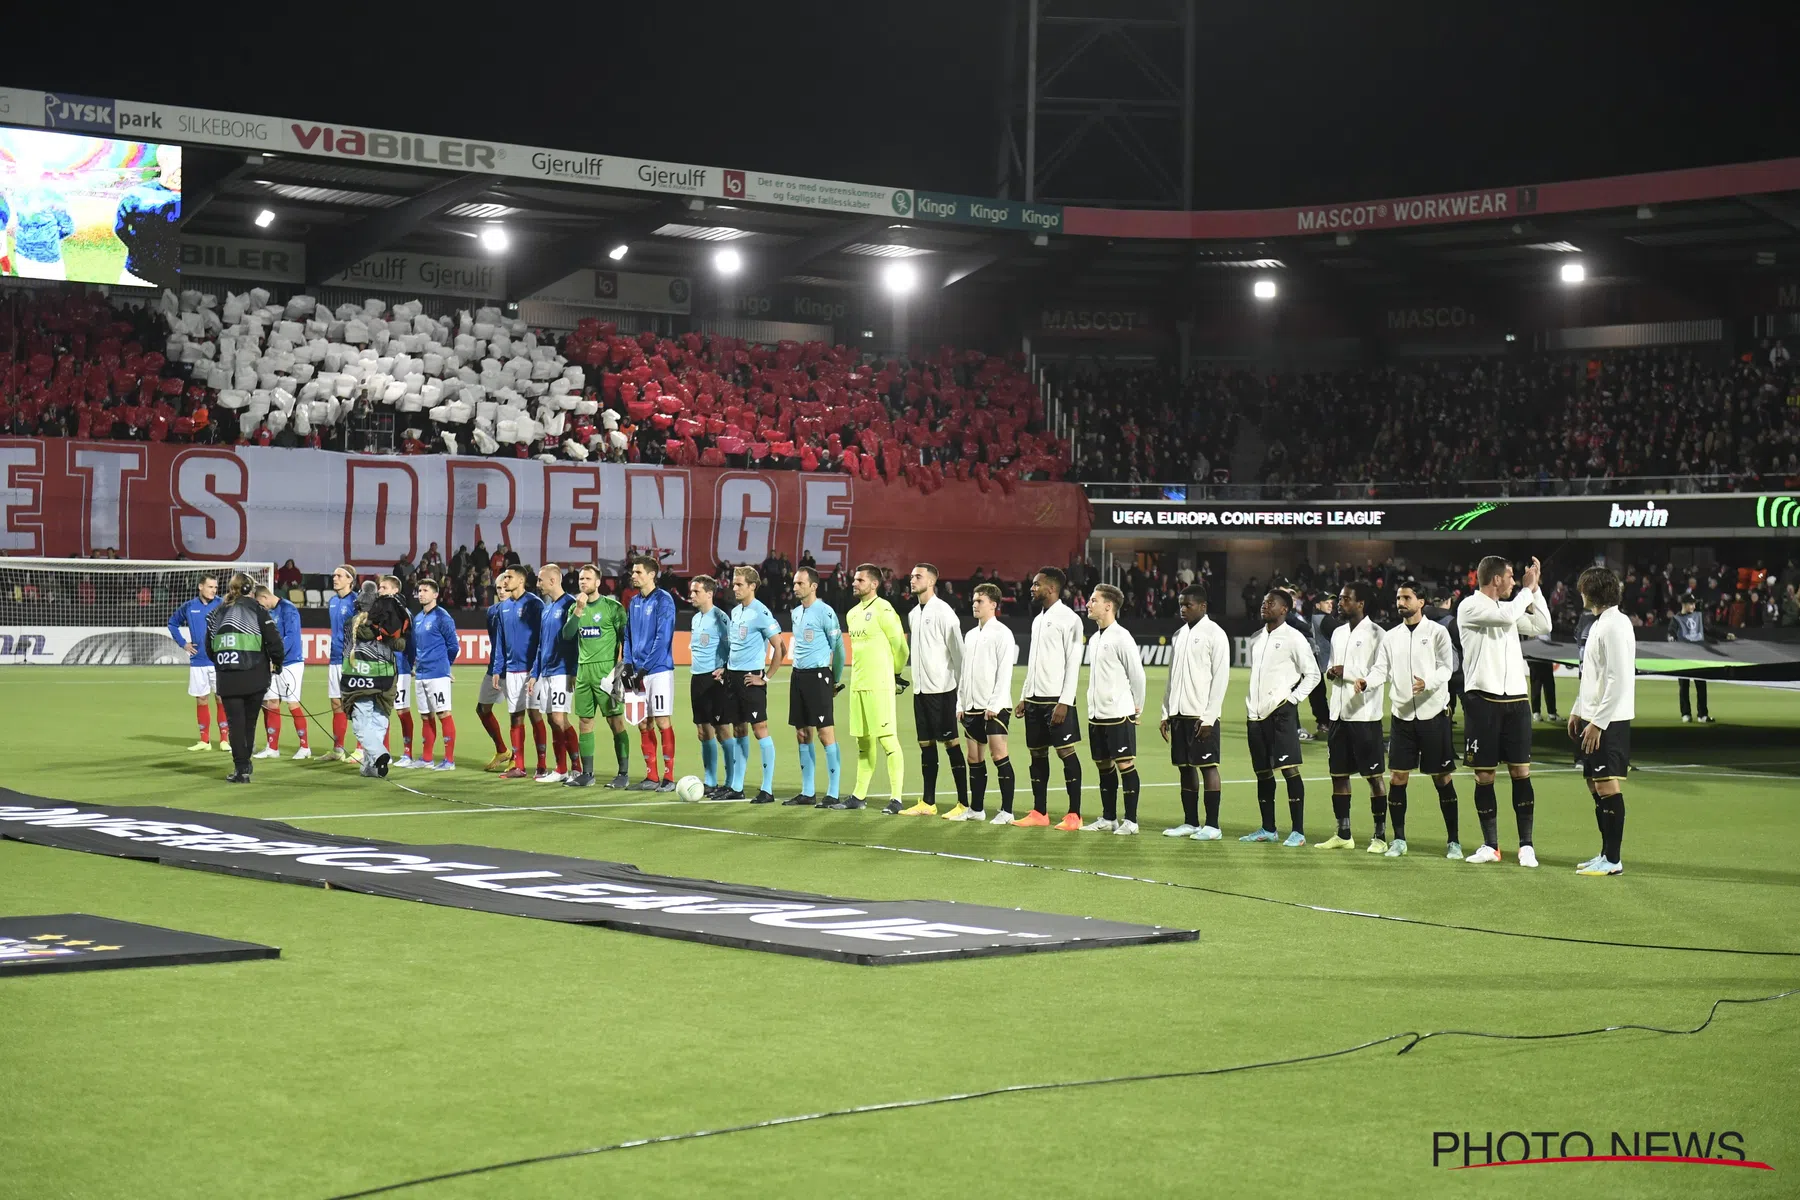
[1575,718,1631,781]
[1088,716,1138,763]
[1463,692,1532,769]
[914,691,959,742]
[690,672,727,727]
[1167,716,1221,766]
[1022,697,1081,749]
[788,667,836,730]
[961,708,1010,742]
[1327,720,1387,778]
[1246,703,1303,774]
[1388,712,1456,775]
[726,670,768,726]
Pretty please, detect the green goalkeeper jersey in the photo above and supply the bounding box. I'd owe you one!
[563,593,627,677]
[845,595,908,692]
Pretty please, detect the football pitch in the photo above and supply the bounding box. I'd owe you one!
[2,665,1797,1198]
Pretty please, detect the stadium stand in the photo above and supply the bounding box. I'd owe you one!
[0,287,1069,491]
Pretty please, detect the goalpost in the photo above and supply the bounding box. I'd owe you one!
[0,559,275,666]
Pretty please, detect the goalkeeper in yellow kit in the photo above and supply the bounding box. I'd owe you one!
[843,563,910,812]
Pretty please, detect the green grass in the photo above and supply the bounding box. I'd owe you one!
[2,666,1797,1199]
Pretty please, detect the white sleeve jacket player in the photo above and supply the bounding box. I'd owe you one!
[1024,600,1084,705]
[1571,606,1636,729]
[1457,586,1550,696]
[957,619,1016,715]
[1086,622,1146,721]
[1246,623,1322,721]
[1162,615,1231,725]
[907,595,963,695]
[1327,618,1387,722]
[1363,618,1455,721]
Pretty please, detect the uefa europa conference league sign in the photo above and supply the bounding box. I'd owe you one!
[1093,495,1800,536]
[0,799,1195,965]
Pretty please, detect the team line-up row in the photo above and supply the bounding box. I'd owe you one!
[171,553,1636,875]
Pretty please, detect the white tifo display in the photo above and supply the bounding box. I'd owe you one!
[161,287,611,457]
[0,559,273,665]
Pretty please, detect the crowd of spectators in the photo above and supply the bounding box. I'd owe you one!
[0,286,1069,494]
[1257,346,1800,497]
[1056,365,1248,488]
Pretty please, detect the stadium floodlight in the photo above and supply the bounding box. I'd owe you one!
[254,209,276,229]
[714,248,742,275]
[0,559,274,665]
[883,261,918,295]
[1253,278,1278,300]
[608,244,629,262]
[1561,261,1586,284]
[479,225,510,253]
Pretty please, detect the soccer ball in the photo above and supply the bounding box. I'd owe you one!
[675,775,706,803]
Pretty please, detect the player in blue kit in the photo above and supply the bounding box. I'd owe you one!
[477,598,511,770]
[494,567,545,779]
[787,566,845,807]
[687,576,737,799]
[726,567,783,804]
[253,584,309,759]
[530,565,580,783]
[378,575,418,765]
[323,565,359,760]
[168,574,224,751]
[623,555,679,791]
[410,579,462,770]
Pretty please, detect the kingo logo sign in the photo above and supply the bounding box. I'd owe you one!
[1756,494,1800,528]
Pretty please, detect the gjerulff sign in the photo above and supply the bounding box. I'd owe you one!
[0,797,1197,965]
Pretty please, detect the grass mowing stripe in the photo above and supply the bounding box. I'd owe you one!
[381,782,1800,957]
[324,989,1800,1199]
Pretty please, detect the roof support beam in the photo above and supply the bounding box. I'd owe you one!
[305,173,500,284]
[503,198,692,301]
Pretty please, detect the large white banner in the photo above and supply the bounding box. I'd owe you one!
[0,86,913,222]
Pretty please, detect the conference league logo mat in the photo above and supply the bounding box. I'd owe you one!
[0,795,1197,965]
[0,913,278,977]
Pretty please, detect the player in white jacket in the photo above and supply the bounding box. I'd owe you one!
[907,564,968,816]
[1569,567,1635,875]
[1082,585,1147,834]
[1357,583,1462,860]
[1160,583,1231,840]
[1321,580,1389,851]
[956,583,1018,822]
[1242,589,1322,846]
[1455,555,1551,867]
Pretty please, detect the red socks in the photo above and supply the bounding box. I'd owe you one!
[216,703,228,742]
[332,711,348,751]
[530,716,548,773]
[511,722,525,770]
[440,715,456,764]
[264,708,281,751]
[564,725,580,768]
[399,710,415,758]
[553,724,568,774]
[479,709,506,753]
[289,706,308,749]
[659,725,676,781]
[197,702,211,741]
[422,715,438,762]
[640,724,659,781]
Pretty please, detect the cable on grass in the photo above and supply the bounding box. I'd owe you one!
[324,988,1797,1199]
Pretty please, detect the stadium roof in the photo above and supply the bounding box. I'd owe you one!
[5,84,1799,320]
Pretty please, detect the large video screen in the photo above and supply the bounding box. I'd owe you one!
[0,129,181,289]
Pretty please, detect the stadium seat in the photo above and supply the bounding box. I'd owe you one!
[304,589,322,607]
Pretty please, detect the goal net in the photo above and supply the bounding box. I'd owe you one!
[0,558,275,666]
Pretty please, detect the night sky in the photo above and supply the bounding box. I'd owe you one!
[11,1,1799,208]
